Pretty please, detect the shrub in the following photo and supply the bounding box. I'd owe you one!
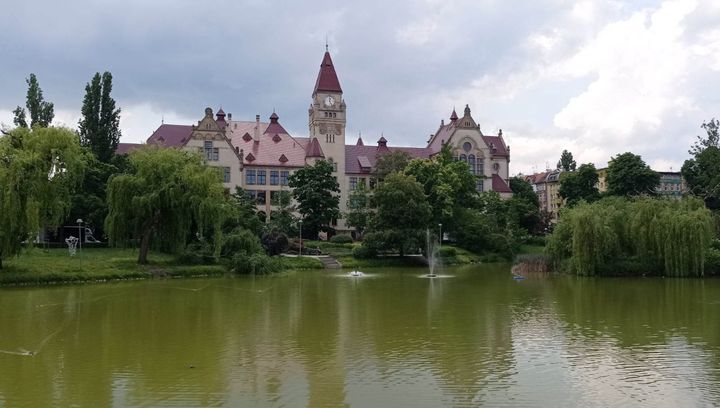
[330,234,353,244]
[178,241,215,265]
[438,246,457,257]
[221,228,262,258]
[261,229,289,256]
[352,244,376,259]
[707,248,720,276]
[229,251,282,274]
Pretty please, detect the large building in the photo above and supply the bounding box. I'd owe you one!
[138,50,513,232]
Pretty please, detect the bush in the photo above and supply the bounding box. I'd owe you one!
[221,228,262,257]
[229,251,282,274]
[352,244,377,259]
[330,234,353,244]
[178,241,215,265]
[707,248,720,276]
[261,229,289,256]
[438,246,457,257]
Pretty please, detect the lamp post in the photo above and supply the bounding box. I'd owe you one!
[438,223,442,247]
[298,219,303,256]
[76,218,83,268]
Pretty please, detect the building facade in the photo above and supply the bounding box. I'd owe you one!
[141,50,513,232]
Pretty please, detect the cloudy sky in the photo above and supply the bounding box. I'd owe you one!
[1,0,719,174]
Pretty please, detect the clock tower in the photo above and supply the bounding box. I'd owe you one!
[308,49,346,176]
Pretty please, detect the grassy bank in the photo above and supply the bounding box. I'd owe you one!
[0,248,323,286]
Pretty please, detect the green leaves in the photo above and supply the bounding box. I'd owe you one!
[606,152,660,197]
[288,160,340,239]
[79,72,121,163]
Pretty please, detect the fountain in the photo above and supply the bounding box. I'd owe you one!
[426,228,439,278]
[349,270,364,277]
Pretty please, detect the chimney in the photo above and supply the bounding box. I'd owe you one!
[254,114,260,142]
[228,113,232,120]
[441,119,444,126]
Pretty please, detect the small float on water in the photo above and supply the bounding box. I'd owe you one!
[349,270,364,277]
[512,274,525,281]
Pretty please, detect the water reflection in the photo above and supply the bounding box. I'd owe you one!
[0,267,718,406]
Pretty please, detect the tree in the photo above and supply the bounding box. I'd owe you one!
[508,177,541,233]
[13,74,54,128]
[374,150,411,181]
[0,127,85,268]
[346,182,371,239]
[105,147,226,264]
[288,160,340,240]
[606,152,660,196]
[683,118,720,210]
[404,145,477,235]
[79,72,122,163]
[689,118,719,156]
[559,163,600,207]
[557,150,577,171]
[268,190,297,236]
[65,151,118,239]
[365,172,431,256]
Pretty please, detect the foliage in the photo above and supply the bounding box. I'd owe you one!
[345,182,371,238]
[606,152,660,196]
[105,147,226,264]
[178,240,216,265]
[366,172,431,256]
[224,187,264,235]
[559,163,600,207]
[547,197,714,276]
[689,118,719,156]
[79,72,122,163]
[508,177,540,233]
[352,244,377,259]
[261,228,289,256]
[404,145,477,234]
[229,251,282,275]
[557,149,577,171]
[221,228,263,258]
[0,127,85,268]
[330,234,352,244]
[13,73,54,128]
[683,119,720,210]
[374,150,411,181]
[288,160,340,240]
[268,190,297,236]
[66,150,119,239]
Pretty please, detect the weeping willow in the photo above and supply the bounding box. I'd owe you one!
[548,197,714,277]
[105,147,226,264]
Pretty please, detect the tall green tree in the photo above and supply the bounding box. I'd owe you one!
[404,145,476,234]
[345,182,371,239]
[683,118,720,210]
[559,163,600,207]
[508,177,541,233]
[0,127,85,268]
[365,172,431,256]
[13,73,54,128]
[105,147,226,264]
[606,152,660,196]
[288,160,340,240]
[557,149,577,171]
[374,150,411,181]
[79,72,122,163]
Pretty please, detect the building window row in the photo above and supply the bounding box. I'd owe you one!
[204,141,219,161]
[246,169,290,186]
[324,112,337,118]
[349,176,374,190]
[455,154,484,175]
[326,134,336,143]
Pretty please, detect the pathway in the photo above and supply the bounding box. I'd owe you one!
[317,255,342,269]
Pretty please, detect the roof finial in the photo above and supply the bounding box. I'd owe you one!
[325,34,329,52]
[161,114,164,125]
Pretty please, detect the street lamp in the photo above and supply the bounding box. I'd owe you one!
[76,218,83,267]
[438,223,442,247]
[298,219,303,257]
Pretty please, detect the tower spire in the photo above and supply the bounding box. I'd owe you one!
[313,49,342,96]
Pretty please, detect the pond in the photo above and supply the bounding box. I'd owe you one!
[0,265,719,407]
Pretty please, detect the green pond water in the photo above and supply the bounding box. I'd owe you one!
[1,265,719,407]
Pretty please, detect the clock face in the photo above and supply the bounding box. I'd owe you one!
[324,96,335,107]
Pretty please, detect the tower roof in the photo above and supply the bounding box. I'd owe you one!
[306,137,325,158]
[313,51,342,96]
[264,112,289,135]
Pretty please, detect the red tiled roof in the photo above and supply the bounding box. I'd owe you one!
[345,144,431,174]
[492,174,512,193]
[147,124,193,147]
[482,135,509,157]
[228,119,307,167]
[313,51,342,95]
[264,112,289,135]
[306,137,325,158]
[116,142,143,155]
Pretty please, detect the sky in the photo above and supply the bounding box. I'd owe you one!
[1,0,719,175]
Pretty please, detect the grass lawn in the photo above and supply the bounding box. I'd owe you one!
[0,248,226,286]
[518,244,546,254]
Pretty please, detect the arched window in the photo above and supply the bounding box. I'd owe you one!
[459,154,467,163]
[468,155,476,175]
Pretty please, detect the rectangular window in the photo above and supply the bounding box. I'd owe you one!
[369,178,377,189]
[257,170,266,185]
[213,148,219,161]
[270,170,279,185]
[350,177,357,190]
[204,141,213,161]
[476,179,484,192]
[477,159,484,175]
[280,171,289,186]
[246,169,256,185]
[223,167,231,183]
